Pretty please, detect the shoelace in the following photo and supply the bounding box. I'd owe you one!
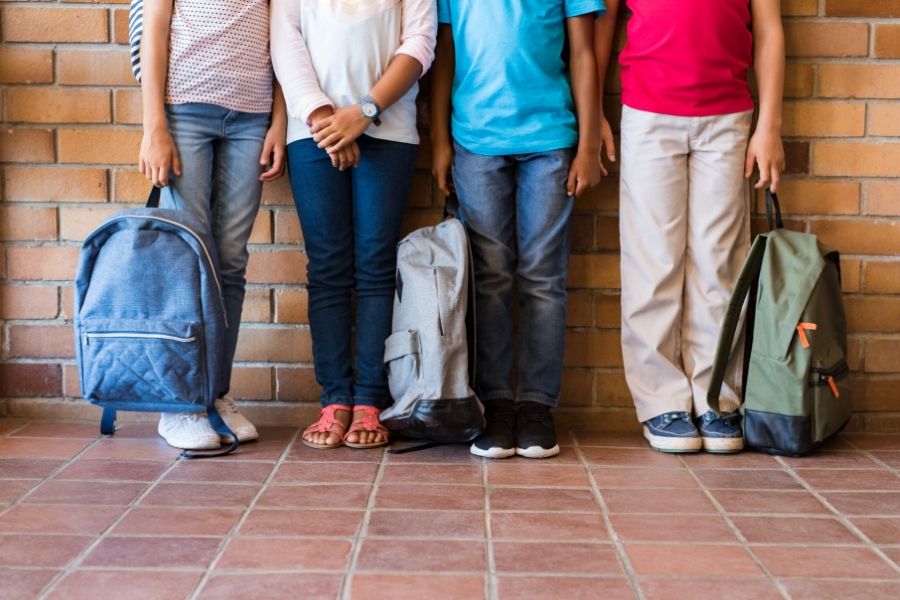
[217,398,239,415]
[661,411,692,427]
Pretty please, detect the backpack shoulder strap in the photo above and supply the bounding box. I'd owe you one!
[707,235,768,414]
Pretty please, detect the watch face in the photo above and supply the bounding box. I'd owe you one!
[362,103,378,118]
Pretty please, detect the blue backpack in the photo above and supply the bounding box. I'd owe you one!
[74,188,236,457]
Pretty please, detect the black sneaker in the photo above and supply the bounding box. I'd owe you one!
[515,401,560,459]
[470,399,517,459]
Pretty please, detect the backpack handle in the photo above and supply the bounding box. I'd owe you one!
[146,186,162,209]
[765,189,784,231]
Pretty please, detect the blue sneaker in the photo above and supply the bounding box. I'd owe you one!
[642,411,702,453]
[696,411,744,454]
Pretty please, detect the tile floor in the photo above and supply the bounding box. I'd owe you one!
[1,418,899,599]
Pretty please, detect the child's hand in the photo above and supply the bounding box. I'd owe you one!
[311,105,370,154]
[139,127,181,187]
[599,115,616,176]
[745,127,785,191]
[329,141,360,171]
[432,139,454,197]
[566,148,602,198]
[259,123,286,182]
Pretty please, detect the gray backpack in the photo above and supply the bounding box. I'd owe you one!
[380,217,485,446]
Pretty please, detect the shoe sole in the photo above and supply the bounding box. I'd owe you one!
[643,428,702,453]
[220,431,260,444]
[516,444,560,459]
[702,436,744,454]
[158,435,221,451]
[470,444,516,459]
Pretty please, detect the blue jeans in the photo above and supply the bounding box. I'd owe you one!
[452,142,574,408]
[287,136,417,409]
[161,103,269,392]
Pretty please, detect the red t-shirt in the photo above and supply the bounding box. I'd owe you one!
[619,0,754,117]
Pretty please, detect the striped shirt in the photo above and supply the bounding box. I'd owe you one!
[165,0,273,114]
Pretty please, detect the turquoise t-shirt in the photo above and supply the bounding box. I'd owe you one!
[437,0,605,156]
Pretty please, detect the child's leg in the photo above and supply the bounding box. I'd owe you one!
[684,110,753,416]
[619,106,692,423]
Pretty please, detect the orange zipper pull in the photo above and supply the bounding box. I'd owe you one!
[796,322,818,349]
[827,376,840,398]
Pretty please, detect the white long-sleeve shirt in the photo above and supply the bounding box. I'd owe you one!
[271,0,437,145]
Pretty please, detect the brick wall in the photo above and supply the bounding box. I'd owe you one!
[1,1,898,432]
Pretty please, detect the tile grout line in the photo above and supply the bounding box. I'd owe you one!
[676,454,793,600]
[339,446,389,600]
[482,455,496,600]
[185,428,304,600]
[36,442,184,600]
[570,430,645,600]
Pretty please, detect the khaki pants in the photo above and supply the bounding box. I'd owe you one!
[619,105,752,423]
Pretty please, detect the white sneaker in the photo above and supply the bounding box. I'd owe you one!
[215,396,259,443]
[158,412,221,450]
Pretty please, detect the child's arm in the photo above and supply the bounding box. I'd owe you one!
[746,0,785,191]
[259,82,287,182]
[594,0,619,168]
[310,0,437,154]
[139,0,180,187]
[567,14,602,198]
[431,24,455,197]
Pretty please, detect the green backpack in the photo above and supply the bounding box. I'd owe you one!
[708,191,852,456]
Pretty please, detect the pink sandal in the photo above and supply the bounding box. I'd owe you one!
[302,404,351,449]
[343,406,390,449]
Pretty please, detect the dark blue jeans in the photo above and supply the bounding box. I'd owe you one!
[287,135,417,409]
[452,142,574,408]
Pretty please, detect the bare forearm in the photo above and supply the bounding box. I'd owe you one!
[271,80,287,127]
[569,19,600,152]
[430,25,454,146]
[752,0,784,132]
[369,55,423,113]
[593,0,619,107]
[140,0,172,132]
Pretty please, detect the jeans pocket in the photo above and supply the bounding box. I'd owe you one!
[383,329,422,406]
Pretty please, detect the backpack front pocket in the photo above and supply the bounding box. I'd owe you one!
[383,329,422,408]
[79,318,206,409]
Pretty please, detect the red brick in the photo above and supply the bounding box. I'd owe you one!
[869,103,900,137]
[0,285,58,319]
[595,216,619,250]
[59,206,120,241]
[241,288,271,322]
[782,0,818,16]
[275,290,309,324]
[234,327,312,362]
[864,261,900,294]
[841,259,861,293]
[4,167,108,202]
[245,250,308,284]
[826,0,900,17]
[568,254,620,289]
[810,219,900,255]
[783,141,810,175]
[7,246,80,281]
[0,206,57,241]
[58,128,142,165]
[276,367,322,402]
[63,363,82,399]
[0,47,53,84]
[113,168,151,203]
[564,331,623,368]
[0,363,62,397]
[866,181,900,216]
[113,7,129,45]
[560,369,593,407]
[0,128,55,163]
[574,176,619,212]
[7,325,76,359]
[230,366,273,400]
[248,211,272,244]
[756,180,859,215]
[57,49,135,86]
[60,286,75,320]
[570,214,594,252]
[845,297,900,333]
[114,89,142,124]
[595,294,621,329]
[819,64,900,99]
[8,87,111,124]
[782,101,865,137]
[567,292,593,327]
[3,7,108,43]
[274,210,302,244]
[784,22,868,57]
[407,171,434,208]
[865,339,900,373]
[595,371,634,408]
[813,142,900,177]
[784,62,815,99]
[260,177,294,206]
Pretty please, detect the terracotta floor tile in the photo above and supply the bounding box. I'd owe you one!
[753,546,898,578]
[140,482,261,507]
[217,537,351,570]
[376,484,485,511]
[493,541,622,575]
[356,539,485,572]
[610,514,738,543]
[258,483,371,509]
[692,468,801,490]
[239,508,363,537]
[591,467,699,489]
[486,464,590,487]
[489,487,599,512]
[492,512,608,542]
[0,479,35,503]
[48,570,201,600]
[351,574,485,600]
[206,433,293,462]
[0,419,27,436]
[871,451,900,470]
[640,577,781,600]
[0,504,122,535]
[12,423,99,438]
[286,443,383,463]
[850,517,900,544]
[367,510,484,539]
[572,432,645,447]
[580,447,683,468]
[381,464,483,485]
[101,423,162,438]
[783,452,881,469]
[679,452,782,469]
[843,434,900,451]
[81,438,181,462]
[25,480,146,505]
[782,579,900,600]
[163,460,274,484]
[796,469,900,491]
[273,461,378,484]
[0,534,91,567]
[113,506,243,536]
[55,458,169,482]
[880,546,900,567]
[710,490,829,515]
[0,438,90,459]
[822,492,900,515]
[83,536,222,569]
[624,544,762,577]
[385,443,483,465]
[0,458,64,479]
[497,575,634,600]
[0,567,58,600]
[731,516,860,544]
[198,573,342,600]
[603,488,717,514]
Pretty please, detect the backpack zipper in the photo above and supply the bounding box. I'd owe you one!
[83,331,196,347]
[809,360,850,398]
[432,268,444,336]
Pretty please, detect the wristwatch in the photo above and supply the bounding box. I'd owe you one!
[360,95,382,126]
